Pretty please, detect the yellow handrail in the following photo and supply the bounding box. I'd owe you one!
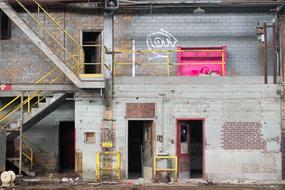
[22,141,33,170]
[14,0,83,73]
[0,96,20,112]
[114,49,226,76]
[31,0,80,47]
[23,135,46,153]
[0,90,42,123]
[0,0,93,128]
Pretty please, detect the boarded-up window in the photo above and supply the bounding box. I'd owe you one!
[126,103,155,118]
[84,132,96,143]
[0,10,11,40]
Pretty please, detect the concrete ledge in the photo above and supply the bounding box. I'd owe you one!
[114,76,281,85]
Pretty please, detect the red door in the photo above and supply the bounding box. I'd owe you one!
[177,120,190,177]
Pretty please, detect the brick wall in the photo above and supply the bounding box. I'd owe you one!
[221,122,266,150]
[0,7,103,84]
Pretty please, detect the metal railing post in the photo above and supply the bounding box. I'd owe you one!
[19,92,24,176]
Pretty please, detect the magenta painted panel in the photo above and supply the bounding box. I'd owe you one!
[177,46,227,76]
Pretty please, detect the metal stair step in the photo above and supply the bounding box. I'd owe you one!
[37,102,47,108]
[6,158,20,161]
[6,128,21,132]
[45,97,55,104]
[9,122,20,129]
[7,158,35,177]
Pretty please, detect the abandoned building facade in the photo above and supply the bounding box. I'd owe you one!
[0,0,285,182]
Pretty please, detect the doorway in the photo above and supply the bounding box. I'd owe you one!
[59,121,75,172]
[177,119,203,178]
[82,31,102,74]
[128,120,153,179]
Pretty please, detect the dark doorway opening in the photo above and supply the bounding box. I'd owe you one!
[59,121,75,172]
[189,120,203,178]
[177,119,203,178]
[82,31,102,74]
[0,10,11,40]
[128,120,153,179]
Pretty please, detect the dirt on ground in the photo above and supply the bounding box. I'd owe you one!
[1,180,285,190]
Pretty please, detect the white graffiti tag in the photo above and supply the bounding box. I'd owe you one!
[146,29,177,59]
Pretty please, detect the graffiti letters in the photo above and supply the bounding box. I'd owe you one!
[146,29,177,59]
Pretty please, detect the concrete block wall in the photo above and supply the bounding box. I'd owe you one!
[108,76,281,181]
[75,97,104,180]
[24,101,74,172]
[114,9,274,76]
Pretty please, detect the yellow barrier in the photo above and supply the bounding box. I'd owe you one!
[114,49,226,77]
[96,152,120,181]
[153,155,178,179]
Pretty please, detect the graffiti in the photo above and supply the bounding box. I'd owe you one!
[0,84,12,91]
[146,29,177,59]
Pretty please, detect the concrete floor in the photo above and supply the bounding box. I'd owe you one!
[4,183,285,190]
[2,180,285,190]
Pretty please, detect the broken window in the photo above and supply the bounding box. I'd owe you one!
[0,10,11,40]
[181,123,188,143]
[84,132,96,143]
[82,31,102,74]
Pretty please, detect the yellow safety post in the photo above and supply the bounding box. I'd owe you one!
[96,152,121,181]
[96,152,100,181]
[167,51,170,76]
[116,152,121,179]
[153,155,178,180]
[27,94,31,113]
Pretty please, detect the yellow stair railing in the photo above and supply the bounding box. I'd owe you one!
[13,0,84,76]
[0,63,77,129]
[0,53,79,128]
[22,137,34,170]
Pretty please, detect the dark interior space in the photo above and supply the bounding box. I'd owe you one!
[189,120,203,178]
[82,31,101,74]
[0,10,11,40]
[128,120,144,179]
[59,121,75,172]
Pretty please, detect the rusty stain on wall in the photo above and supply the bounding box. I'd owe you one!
[75,151,83,175]
[126,103,155,118]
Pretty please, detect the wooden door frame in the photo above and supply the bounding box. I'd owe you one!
[176,118,205,179]
[126,118,155,179]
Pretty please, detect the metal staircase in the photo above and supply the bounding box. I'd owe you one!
[1,92,72,176]
[5,93,73,140]
[0,0,105,89]
[0,0,106,176]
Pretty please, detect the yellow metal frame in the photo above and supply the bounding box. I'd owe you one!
[153,155,178,179]
[96,152,120,181]
[114,49,226,76]
[80,44,104,77]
